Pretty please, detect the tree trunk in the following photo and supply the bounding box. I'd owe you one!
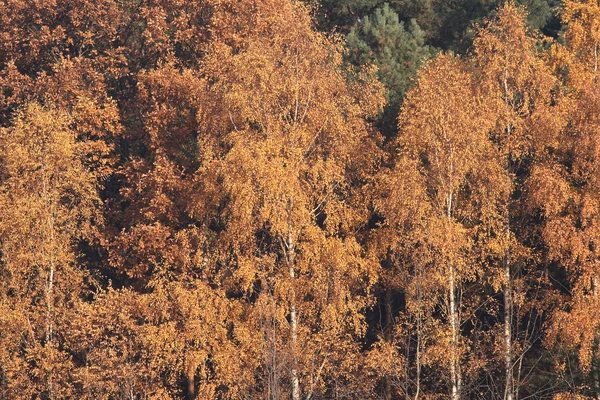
[43,174,55,347]
[271,295,280,400]
[415,271,422,400]
[42,173,55,400]
[449,266,461,400]
[45,259,54,345]
[504,250,513,400]
[447,190,461,400]
[384,288,393,400]
[44,252,55,400]
[290,297,300,400]
[286,228,301,400]
[187,374,195,400]
[593,274,600,400]
[501,70,514,398]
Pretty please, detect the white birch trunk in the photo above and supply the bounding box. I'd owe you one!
[449,266,460,400]
[593,274,600,400]
[287,228,300,400]
[504,250,513,400]
[447,190,461,400]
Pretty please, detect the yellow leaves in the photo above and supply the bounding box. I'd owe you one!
[25,342,75,397]
[0,0,381,398]
[562,0,600,85]
[474,1,561,160]
[548,293,600,375]
[364,337,405,379]
[1,103,72,172]
[543,218,578,265]
[375,157,428,224]
[137,64,206,152]
[110,222,210,279]
[63,282,243,398]
[234,255,265,294]
[527,164,572,218]
[0,303,35,396]
[347,63,386,118]
[0,102,102,275]
[400,53,493,200]
[62,289,161,397]
[553,394,594,400]
[474,2,535,75]
[423,321,465,369]
[11,0,600,397]
[532,5,600,384]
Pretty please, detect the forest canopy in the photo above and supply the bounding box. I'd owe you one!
[1,0,600,399]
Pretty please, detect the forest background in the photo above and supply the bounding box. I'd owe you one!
[1,0,600,399]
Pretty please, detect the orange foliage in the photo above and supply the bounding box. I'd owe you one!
[3,0,600,399]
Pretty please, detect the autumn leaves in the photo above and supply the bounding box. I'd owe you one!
[0,0,600,398]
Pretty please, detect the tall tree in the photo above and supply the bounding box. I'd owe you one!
[473,3,565,399]
[541,1,600,397]
[398,53,495,399]
[0,103,105,397]
[186,0,385,397]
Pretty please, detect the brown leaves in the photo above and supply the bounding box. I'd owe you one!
[400,54,494,200]
[4,0,600,398]
[0,102,105,397]
[474,1,564,160]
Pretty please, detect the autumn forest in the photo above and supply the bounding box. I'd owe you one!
[2,0,600,398]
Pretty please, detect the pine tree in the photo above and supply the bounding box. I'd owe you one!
[346,3,436,137]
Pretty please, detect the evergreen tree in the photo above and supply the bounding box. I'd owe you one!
[346,3,436,137]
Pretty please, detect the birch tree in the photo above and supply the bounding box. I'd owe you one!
[398,53,495,399]
[542,1,600,396]
[188,0,385,397]
[474,4,564,398]
[0,103,105,397]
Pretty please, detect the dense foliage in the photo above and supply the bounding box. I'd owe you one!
[1,0,600,399]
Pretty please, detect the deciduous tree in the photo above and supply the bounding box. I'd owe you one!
[397,53,495,399]
[0,102,105,397]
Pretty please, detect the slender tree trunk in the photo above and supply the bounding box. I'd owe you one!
[404,334,410,400]
[42,173,55,400]
[128,380,135,400]
[593,274,600,400]
[285,223,300,400]
[503,209,513,400]
[45,258,54,345]
[449,266,460,400]
[515,299,531,400]
[501,68,514,398]
[262,277,280,400]
[187,374,195,400]
[43,175,55,347]
[384,288,393,400]
[289,287,300,400]
[45,257,54,400]
[271,295,280,400]
[447,190,461,400]
[504,250,513,400]
[415,271,422,400]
